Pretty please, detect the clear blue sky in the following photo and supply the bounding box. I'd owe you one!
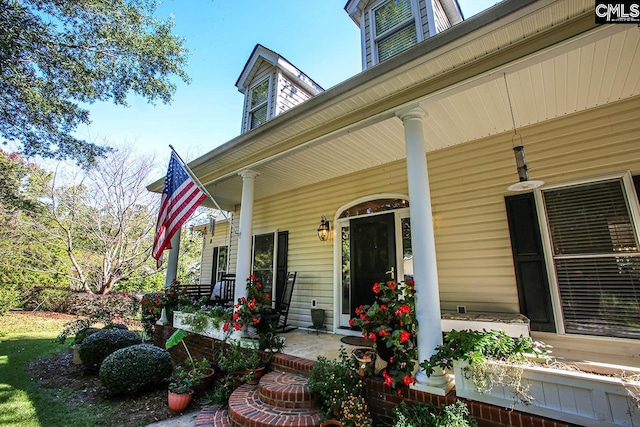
[75,0,501,168]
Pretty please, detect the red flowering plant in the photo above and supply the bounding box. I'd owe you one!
[350,280,418,390]
[139,281,191,337]
[223,275,276,335]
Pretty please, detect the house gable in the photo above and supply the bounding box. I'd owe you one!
[235,44,324,134]
[345,0,463,69]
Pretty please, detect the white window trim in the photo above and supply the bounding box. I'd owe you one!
[369,0,423,65]
[332,193,410,331]
[534,171,640,338]
[215,245,229,280]
[245,76,273,132]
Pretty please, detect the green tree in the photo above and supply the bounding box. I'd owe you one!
[0,152,66,294]
[0,0,189,166]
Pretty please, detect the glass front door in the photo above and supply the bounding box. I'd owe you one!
[339,210,412,327]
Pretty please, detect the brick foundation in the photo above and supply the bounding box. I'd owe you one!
[154,324,572,427]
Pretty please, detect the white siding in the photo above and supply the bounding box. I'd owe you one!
[199,220,232,284]
[249,162,409,330]
[276,73,313,115]
[240,97,639,363]
[432,0,450,33]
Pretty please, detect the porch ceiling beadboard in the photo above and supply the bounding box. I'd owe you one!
[176,23,638,212]
[148,0,611,204]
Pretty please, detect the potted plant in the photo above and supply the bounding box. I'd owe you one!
[168,366,194,412]
[217,340,265,385]
[173,302,232,341]
[339,393,372,427]
[391,401,477,427]
[419,329,640,427]
[349,280,417,389]
[351,347,376,377]
[165,328,215,392]
[420,329,550,404]
[223,275,278,337]
[307,347,364,417]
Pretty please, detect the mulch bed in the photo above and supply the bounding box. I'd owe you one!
[26,338,208,426]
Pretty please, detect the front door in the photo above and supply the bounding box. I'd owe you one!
[350,213,397,316]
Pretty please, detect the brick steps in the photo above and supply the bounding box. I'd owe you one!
[259,371,317,409]
[195,405,231,427]
[196,371,323,427]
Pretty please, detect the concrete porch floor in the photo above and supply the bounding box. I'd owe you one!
[277,328,349,361]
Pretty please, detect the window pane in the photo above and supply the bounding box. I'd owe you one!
[375,0,413,35]
[556,256,640,339]
[544,178,640,340]
[253,234,274,294]
[378,24,417,62]
[401,218,413,281]
[338,198,409,218]
[544,180,638,255]
[250,104,268,129]
[250,80,269,109]
[341,226,351,315]
[217,246,228,281]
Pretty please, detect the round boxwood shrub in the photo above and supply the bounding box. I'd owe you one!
[74,327,100,345]
[78,329,142,372]
[99,344,173,395]
[102,323,128,330]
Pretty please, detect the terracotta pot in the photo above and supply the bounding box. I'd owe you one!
[245,366,266,385]
[72,345,82,365]
[321,420,342,426]
[190,368,215,393]
[167,389,193,412]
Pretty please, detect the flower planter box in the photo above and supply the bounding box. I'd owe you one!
[172,311,226,341]
[453,360,640,427]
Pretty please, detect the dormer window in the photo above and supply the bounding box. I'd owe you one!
[248,78,271,130]
[373,0,418,63]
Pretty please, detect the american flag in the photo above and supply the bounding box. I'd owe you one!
[152,152,206,267]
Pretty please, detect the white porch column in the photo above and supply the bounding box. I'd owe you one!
[397,107,452,395]
[165,228,181,288]
[234,170,259,302]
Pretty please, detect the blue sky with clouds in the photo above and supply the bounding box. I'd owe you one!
[75,0,501,167]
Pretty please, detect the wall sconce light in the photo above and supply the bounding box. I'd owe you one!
[317,216,330,241]
[503,73,544,192]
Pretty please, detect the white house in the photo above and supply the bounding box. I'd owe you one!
[149,0,640,394]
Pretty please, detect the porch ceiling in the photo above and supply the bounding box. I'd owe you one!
[199,20,640,210]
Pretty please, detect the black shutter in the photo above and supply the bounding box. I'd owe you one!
[634,175,640,202]
[505,193,556,332]
[211,246,219,284]
[275,231,289,307]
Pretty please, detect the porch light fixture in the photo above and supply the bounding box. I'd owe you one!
[317,216,330,241]
[503,73,544,192]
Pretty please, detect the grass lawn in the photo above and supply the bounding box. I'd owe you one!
[0,311,112,427]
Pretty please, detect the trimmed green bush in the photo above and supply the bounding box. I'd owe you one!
[99,344,173,395]
[102,323,128,330]
[78,329,142,372]
[74,327,100,345]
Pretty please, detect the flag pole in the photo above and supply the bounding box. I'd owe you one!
[168,145,240,235]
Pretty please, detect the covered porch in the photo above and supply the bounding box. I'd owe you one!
[149,0,640,392]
